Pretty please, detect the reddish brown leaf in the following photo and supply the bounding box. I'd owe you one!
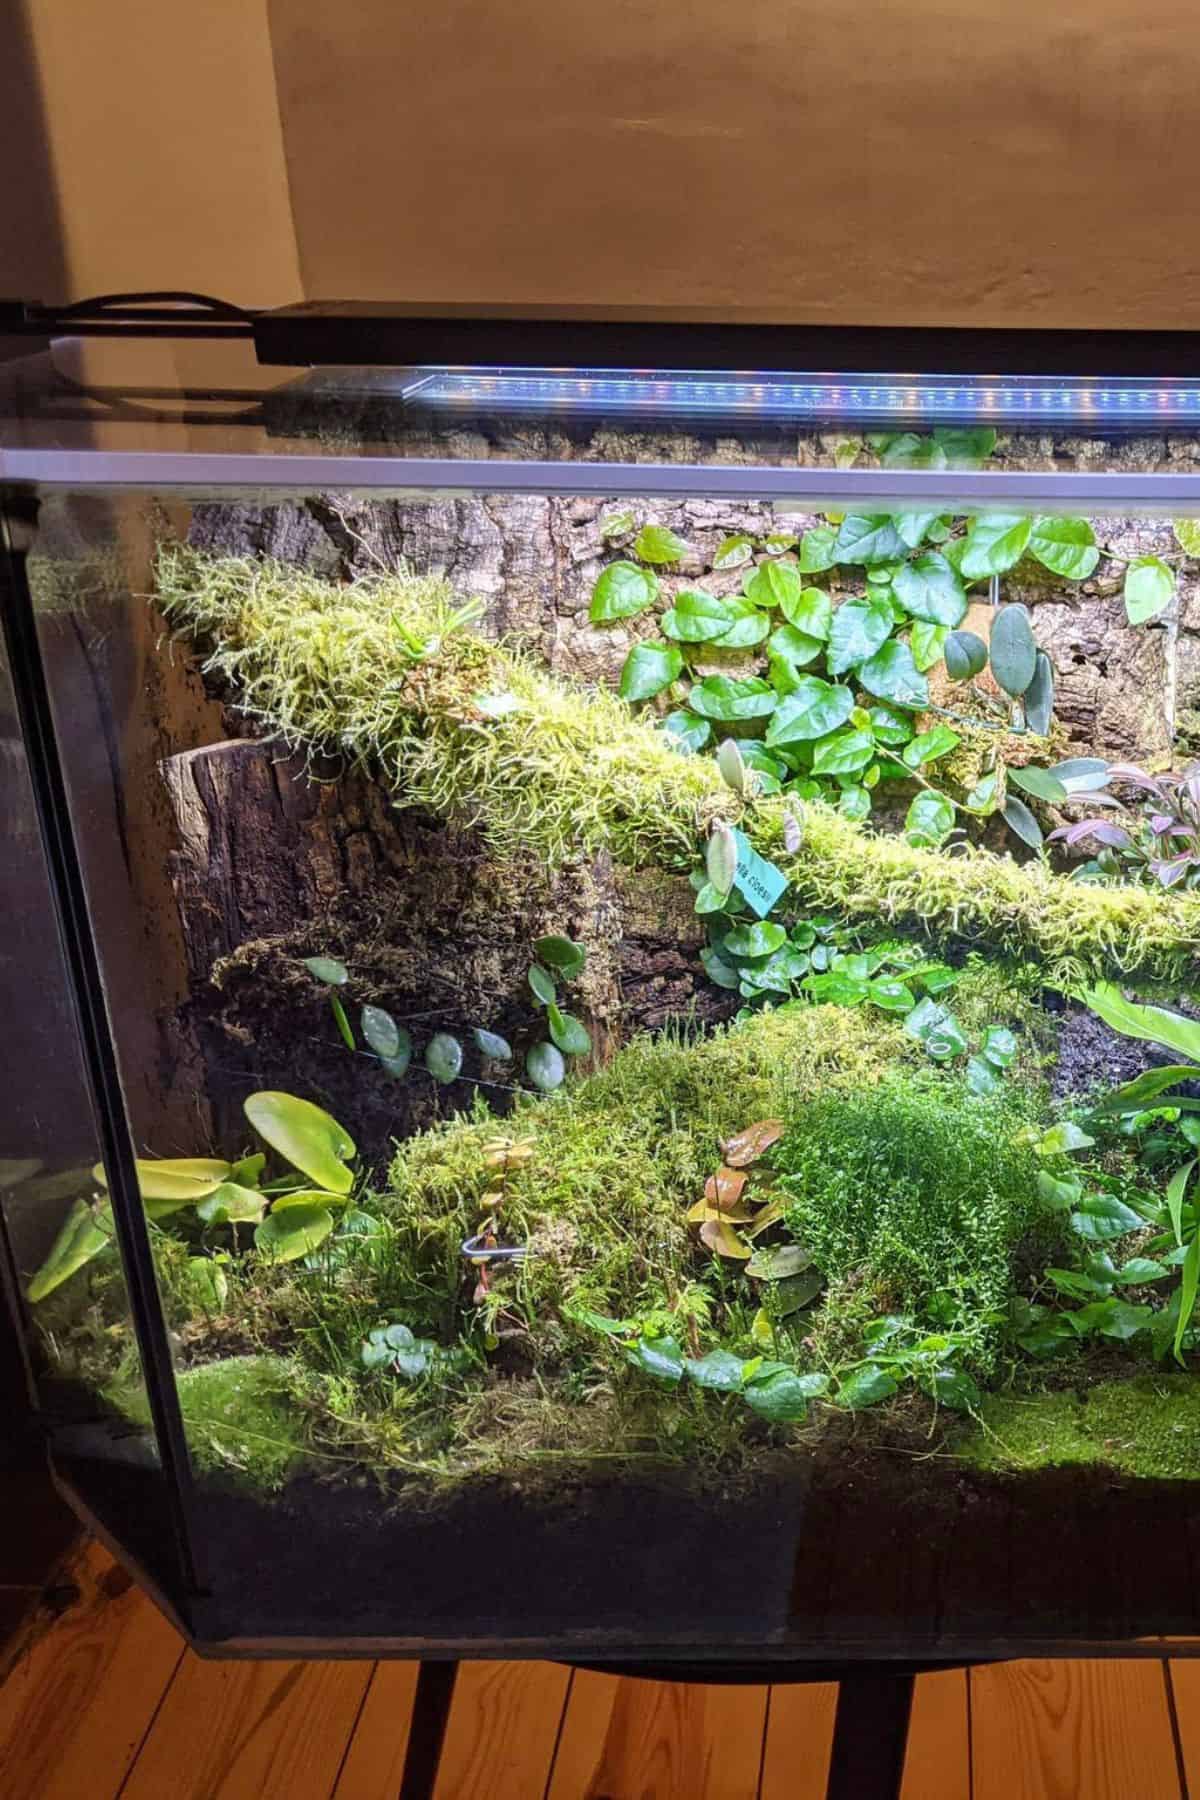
[722,1119,785,1167]
[705,1166,749,1212]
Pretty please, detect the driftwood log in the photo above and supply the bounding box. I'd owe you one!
[159,737,730,1168]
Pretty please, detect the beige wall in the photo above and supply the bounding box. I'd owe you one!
[269,0,1200,328]
[4,0,1200,327]
[3,0,300,306]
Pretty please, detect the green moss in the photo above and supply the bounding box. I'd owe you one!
[155,547,1200,990]
[776,1074,1050,1368]
[113,1354,315,1491]
[956,1374,1200,1481]
[374,1000,905,1342]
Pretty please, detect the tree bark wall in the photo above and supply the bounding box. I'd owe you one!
[159,738,724,1167]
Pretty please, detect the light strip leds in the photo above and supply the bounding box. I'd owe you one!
[397,367,1200,427]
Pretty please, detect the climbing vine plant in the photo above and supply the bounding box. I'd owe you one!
[589,431,1138,852]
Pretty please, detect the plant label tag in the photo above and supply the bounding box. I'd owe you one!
[732,830,789,918]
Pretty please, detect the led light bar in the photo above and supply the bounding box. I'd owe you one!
[395,366,1200,427]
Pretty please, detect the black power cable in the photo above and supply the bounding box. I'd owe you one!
[0,289,257,338]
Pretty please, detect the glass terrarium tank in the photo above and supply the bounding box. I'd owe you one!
[5,310,1200,1658]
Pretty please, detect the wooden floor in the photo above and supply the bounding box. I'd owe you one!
[1,1544,1198,1798]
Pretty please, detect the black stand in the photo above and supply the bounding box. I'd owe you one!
[396,1656,972,1800]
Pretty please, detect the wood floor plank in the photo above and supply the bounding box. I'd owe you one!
[548,1669,768,1800]
[1166,1658,1200,1793]
[971,1659,1181,1800]
[900,1669,970,1800]
[0,1543,184,1800]
[122,1651,372,1799]
[758,1680,838,1800]
[434,1661,571,1800]
[331,1661,419,1798]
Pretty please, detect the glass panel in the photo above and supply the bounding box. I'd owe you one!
[0,532,189,1595]
[10,343,1200,1654]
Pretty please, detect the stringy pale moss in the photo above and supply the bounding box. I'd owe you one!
[156,546,1200,989]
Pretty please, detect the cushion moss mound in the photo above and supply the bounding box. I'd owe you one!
[776,1077,1048,1368]
[156,546,1200,990]
[114,1354,314,1491]
[957,1375,1200,1482]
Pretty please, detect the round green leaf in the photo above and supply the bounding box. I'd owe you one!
[528,963,557,1005]
[832,515,907,565]
[1124,555,1174,625]
[685,1349,746,1391]
[881,433,948,471]
[712,533,755,569]
[660,588,733,642]
[634,524,689,564]
[184,1258,229,1310]
[837,1364,899,1409]
[743,1368,813,1423]
[196,1182,266,1225]
[628,1335,685,1382]
[960,514,1033,579]
[812,728,875,776]
[1174,519,1200,556]
[827,595,894,674]
[1029,516,1100,579]
[868,702,915,747]
[895,511,941,549]
[932,427,997,465]
[619,641,683,701]
[589,561,658,622]
[379,1032,413,1079]
[661,709,711,753]
[473,1027,513,1061]
[902,725,960,769]
[129,1157,232,1202]
[711,597,771,648]
[424,1032,464,1084]
[981,1025,1017,1067]
[857,639,929,708]
[255,1203,334,1263]
[303,956,348,986]
[765,678,855,746]
[243,1092,356,1195]
[547,1004,592,1057]
[534,935,586,973]
[892,552,967,626]
[1007,764,1068,804]
[526,1040,566,1091]
[723,921,787,958]
[943,629,988,681]
[989,604,1038,697]
[361,1004,401,1060]
[742,560,802,611]
[909,621,948,672]
[599,509,634,538]
[905,791,956,848]
[797,527,836,573]
[689,676,777,722]
[780,585,833,639]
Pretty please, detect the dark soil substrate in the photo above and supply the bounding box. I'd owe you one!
[1049,997,1200,1104]
[53,1424,1200,1659]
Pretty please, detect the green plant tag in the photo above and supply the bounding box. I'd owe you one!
[731,830,789,919]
